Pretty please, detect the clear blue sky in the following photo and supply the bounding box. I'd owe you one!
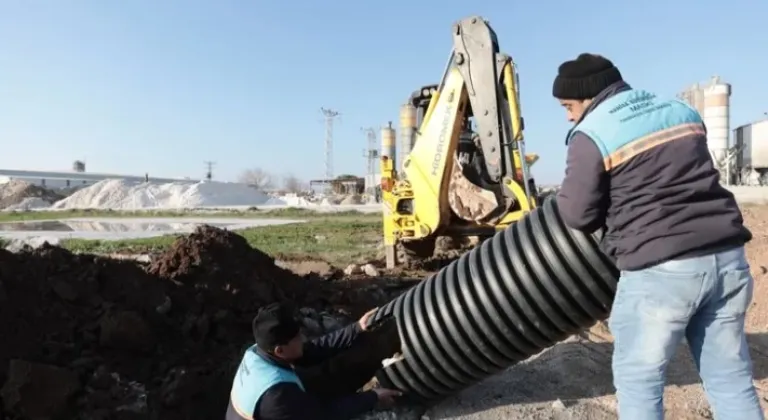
[0,0,765,184]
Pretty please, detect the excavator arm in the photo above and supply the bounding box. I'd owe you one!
[452,16,509,182]
[380,15,538,268]
[451,17,534,199]
[400,66,468,233]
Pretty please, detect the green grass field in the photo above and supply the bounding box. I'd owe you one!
[0,209,383,266]
[0,207,370,222]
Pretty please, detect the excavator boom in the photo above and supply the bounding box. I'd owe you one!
[452,16,509,182]
[380,15,539,268]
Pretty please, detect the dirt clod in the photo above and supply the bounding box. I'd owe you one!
[1,360,81,419]
[344,263,363,275]
[99,311,155,353]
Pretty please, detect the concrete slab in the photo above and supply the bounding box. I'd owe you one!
[728,186,768,204]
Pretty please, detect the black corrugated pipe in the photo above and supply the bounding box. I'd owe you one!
[369,196,620,402]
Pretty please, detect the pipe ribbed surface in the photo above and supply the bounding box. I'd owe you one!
[371,196,620,401]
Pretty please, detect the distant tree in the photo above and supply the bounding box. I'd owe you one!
[282,174,304,194]
[238,168,274,190]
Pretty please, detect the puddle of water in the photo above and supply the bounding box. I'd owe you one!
[0,220,234,233]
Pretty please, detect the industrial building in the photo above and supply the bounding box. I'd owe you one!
[677,76,768,186]
[733,118,768,185]
[0,168,196,190]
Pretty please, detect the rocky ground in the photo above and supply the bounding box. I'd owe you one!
[416,204,768,420]
[2,205,768,420]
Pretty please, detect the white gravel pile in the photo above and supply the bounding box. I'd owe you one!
[266,194,315,207]
[3,236,61,252]
[3,197,53,212]
[50,179,272,210]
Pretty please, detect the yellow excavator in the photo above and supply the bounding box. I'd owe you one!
[380,15,541,268]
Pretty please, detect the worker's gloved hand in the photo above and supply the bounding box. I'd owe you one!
[373,388,402,408]
[358,308,378,331]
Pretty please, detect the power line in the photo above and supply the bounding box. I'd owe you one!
[360,127,378,193]
[320,108,340,182]
[204,161,215,181]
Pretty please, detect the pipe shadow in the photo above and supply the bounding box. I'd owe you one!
[424,332,768,419]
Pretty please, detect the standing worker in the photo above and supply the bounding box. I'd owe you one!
[552,53,763,419]
[226,302,403,420]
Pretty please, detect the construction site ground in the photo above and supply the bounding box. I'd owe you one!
[423,204,768,420]
[1,205,768,419]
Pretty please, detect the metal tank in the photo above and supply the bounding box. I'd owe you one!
[72,160,86,172]
[677,83,706,115]
[399,103,417,171]
[702,76,731,164]
[380,121,397,168]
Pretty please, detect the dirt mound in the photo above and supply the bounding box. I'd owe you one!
[0,225,376,420]
[0,180,64,209]
[395,236,479,272]
[0,244,171,419]
[147,225,308,311]
[400,255,457,272]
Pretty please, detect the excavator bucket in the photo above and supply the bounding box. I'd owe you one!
[447,157,516,225]
[447,158,499,222]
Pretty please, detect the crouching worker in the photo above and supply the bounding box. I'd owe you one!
[226,302,403,420]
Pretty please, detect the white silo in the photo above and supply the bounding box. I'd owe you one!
[702,76,731,164]
[380,121,396,167]
[677,83,705,115]
[399,103,417,171]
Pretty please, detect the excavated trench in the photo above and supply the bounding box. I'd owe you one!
[0,226,406,419]
[371,196,620,401]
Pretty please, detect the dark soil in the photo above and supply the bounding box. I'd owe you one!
[0,225,407,420]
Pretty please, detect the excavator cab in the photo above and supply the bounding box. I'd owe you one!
[380,15,541,268]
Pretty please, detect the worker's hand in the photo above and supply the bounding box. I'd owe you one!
[372,388,402,408]
[357,308,378,331]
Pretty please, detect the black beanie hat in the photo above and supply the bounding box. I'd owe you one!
[552,53,623,100]
[252,302,302,350]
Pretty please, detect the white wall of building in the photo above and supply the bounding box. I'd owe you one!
[0,169,198,190]
[0,176,99,190]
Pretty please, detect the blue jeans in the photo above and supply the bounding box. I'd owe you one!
[609,246,764,420]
